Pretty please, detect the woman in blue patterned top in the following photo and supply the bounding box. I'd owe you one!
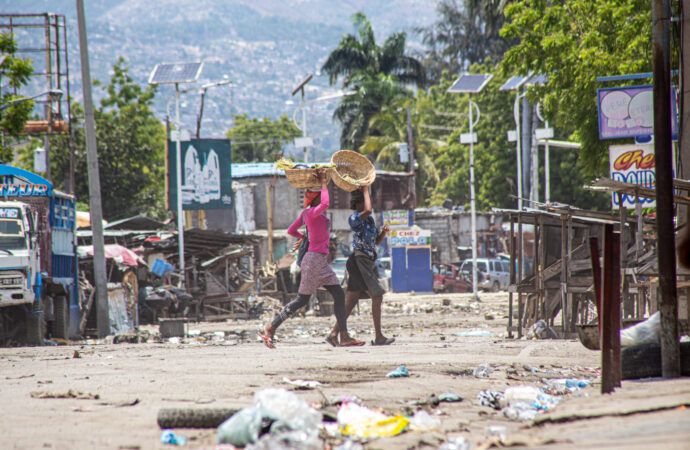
[326,185,395,346]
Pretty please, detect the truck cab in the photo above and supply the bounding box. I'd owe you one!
[0,166,78,345]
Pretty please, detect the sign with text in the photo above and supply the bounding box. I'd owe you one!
[597,85,678,140]
[382,210,411,228]
[389,228,431,246]
[608,143,675,209]
[168,139,233,210]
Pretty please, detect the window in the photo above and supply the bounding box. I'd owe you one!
[477,261,487,272]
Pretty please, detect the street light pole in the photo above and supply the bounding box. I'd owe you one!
[174,83,185,288]
[468,97,479,300]
[513,92,524,210]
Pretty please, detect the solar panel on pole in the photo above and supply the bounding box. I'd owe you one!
[525,73,548,86]
[448,74,493,93]
[499,74,529,91]
[148,62,203,85]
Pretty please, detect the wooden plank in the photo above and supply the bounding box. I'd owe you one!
[601,224,621,393]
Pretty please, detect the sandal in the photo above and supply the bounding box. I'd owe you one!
[325,335,338,347]
[371,337,396,346]
[339,338,366,347]
[258,331,275,349]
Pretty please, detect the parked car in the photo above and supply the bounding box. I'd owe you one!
[432,262,471,293]
[459,258,510,292]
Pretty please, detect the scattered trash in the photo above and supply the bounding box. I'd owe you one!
[329,395,360,406]
[543,378,590,394]
[342,414,409,438]
[439,435,471,450]
[168,337,181,344]
[282,377,324,390]
[526,320,558,339]
[486,425,507,441]
[477,390,503,410]
[439,392,464,403]
[160,430,187,445]
[455,329,494,337]
[473,363,492,378]
[484,313,495,320]
[247,429,321,450]
[337,402,386,427]
[334,440,364,450]
[386,365,410,378]
[621,312,660,347]
[255,388,322,432]
[73,350,81,359]
[216,406,265,447]
[409,409,441,432]
[499,386,562,421]
[216,388,322,446]
[30,390,100,400]
[188,330,201,337]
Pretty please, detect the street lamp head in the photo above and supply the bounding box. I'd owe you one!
[48,89,63,101]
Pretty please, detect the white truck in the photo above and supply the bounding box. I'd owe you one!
[0,165,79,345]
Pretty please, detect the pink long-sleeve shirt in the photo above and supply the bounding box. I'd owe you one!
[287,189,331,254]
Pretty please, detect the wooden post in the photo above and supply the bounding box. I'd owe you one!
[266,184,274,264]
[618,194,632,318]
[601,224,621,393]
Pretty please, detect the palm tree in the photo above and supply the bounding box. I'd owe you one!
[360,99,443,204]
[322,12,426,149]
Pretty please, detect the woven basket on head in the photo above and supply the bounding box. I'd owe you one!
[283,167,332,189]
[330,150,376,192]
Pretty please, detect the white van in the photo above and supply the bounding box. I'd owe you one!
[459,258,510,291]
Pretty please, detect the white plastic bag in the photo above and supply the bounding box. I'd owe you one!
[500,386,541,409]
[620,312,660,347]
[337,402,386,427]
[409,410,441,432]
[254,388,321,432]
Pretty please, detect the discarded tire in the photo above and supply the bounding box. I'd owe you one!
[621,342,690,380]
[157,408,239,429]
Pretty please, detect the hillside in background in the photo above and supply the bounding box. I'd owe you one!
[3,0,437,160]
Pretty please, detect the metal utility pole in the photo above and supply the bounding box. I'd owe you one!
[652,0,680,378]
[406,104,416,203]
[468,98,479,300]
[514,92,523,210]
[521,95,531,204]
[174,84,186,287]
[76,0,109,338]
[529,103,539,205]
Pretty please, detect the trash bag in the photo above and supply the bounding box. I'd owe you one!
[473,363,492,378]
[526,320,558,339]
[216,406,265,446]
[246,429,322,450]
[254,388,321,433]
[386,365,410,377]
[477,390,504,410]
[409,410,441,432]
[342,415,409,438]
[621,312,660,347]
[337,402,386,428]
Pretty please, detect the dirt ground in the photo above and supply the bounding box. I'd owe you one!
[1,291,689,449]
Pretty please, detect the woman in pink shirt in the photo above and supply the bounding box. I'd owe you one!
[260,169,364,348]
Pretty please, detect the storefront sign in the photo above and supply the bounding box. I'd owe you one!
[609,143,675,208]
[389,228,431,246]
[597,85,678,140]
[382,210,411,228]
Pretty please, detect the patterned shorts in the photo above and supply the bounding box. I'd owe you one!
[298,251,339,295]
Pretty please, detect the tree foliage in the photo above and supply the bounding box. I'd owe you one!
[49,57,166,220]
[323,12,425,150]
[226,114,301,163]
[0,32,34,158]
[415,0,512,83]
[501,0,653,178]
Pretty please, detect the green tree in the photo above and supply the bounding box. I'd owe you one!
[0,32,34,159]
[322,12,426,149]
[49,57,166,220]
[501,0,653,179]
[226,114,301,163]
[415,0,512,83]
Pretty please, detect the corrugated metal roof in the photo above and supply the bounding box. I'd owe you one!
[230,162,412,179]
[231,163,285,178]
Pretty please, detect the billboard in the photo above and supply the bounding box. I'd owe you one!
[389,228,431,247]
[597,84,678,140]
[168,139,232,210]
[608,143,675,209]
[381,210,412,228]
